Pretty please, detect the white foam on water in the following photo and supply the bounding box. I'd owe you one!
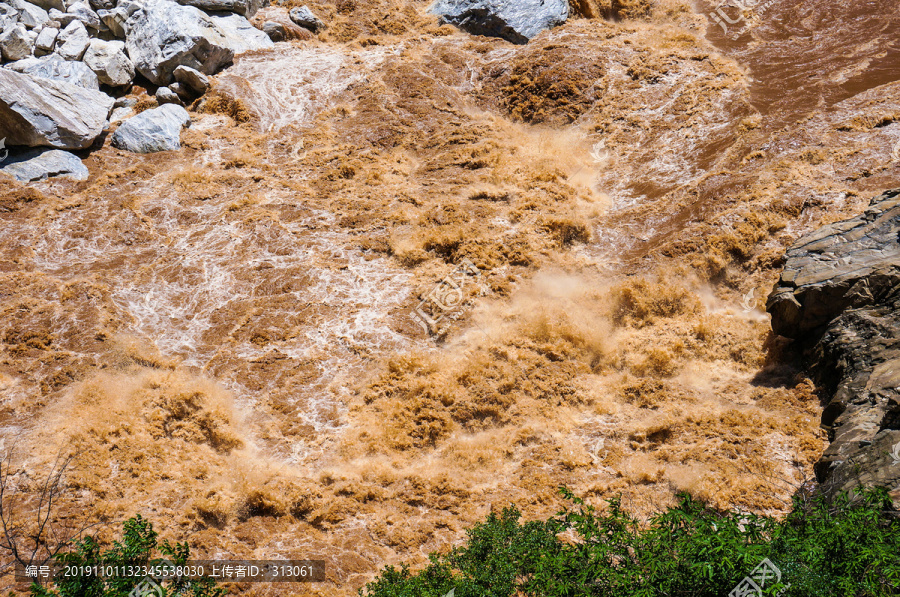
[222,44,400,134]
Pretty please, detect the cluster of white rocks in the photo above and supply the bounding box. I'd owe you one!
[0,0,288,180]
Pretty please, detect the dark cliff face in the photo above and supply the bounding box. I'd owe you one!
[768,189,900,500]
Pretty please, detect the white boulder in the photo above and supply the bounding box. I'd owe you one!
[56,18,88,59]
[33,24,57,55]
[111,103,191,153]
[0,68,113,149]
[6,54,99,88]
[82,38,134,86]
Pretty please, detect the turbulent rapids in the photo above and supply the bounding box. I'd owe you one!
[1,0,899,594]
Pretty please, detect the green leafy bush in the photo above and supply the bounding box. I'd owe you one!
[362,487,900,597]
[30,515,223,597]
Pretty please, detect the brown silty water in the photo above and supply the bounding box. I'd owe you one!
[1,0,899,593]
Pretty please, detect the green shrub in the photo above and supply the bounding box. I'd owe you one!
[30,515,224,597]
[362,487,900,597]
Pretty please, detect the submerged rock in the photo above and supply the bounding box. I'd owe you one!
[111,103,191,153]
[0,68,113,149]
[768,188,900,500]
[261,20,284,41]
[288,5,323,32]
[0,147,88,181]
[429,0,568,44]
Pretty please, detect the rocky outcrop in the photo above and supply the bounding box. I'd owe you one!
[0,68,113,149]
[0,147,89,181]
[111,103,190,153]
[429,0,569,44]
[768,188,900,501]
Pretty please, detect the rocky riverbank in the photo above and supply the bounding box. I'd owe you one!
[768,188,900,502]
[0,0,343,180]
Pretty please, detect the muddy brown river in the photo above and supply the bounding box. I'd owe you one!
[1,0,899,594]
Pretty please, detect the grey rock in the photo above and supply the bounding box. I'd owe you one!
[113,95,135,108]
[767,188,900,502]
[0,24,31,60]
[6,53,98,88]
[154,85,179,105]
[26,0,64,12]
[11,0,50,28]
[66,1,100,30]
[82,38,133,86]
[168,81,192,102]
[96,7,120,35]
[33,23,56,54]
[97,4,135,37]
[768,189,900,339]
[87,0,113,10]
[108,104,133,122]
[429,0,568,44]
[56,19,88,59]
[175,0,266,18]
[116,0,141,16]
[124,0,235,85]
[48,8,77,26]
[208,12,272,54]
[0,147,88,181]
[287,5,322,32]
[0,2,18,18]
[0,68,113,148]
[173,64,208,94]
[111,103,190,153]
[261,20,284,41]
